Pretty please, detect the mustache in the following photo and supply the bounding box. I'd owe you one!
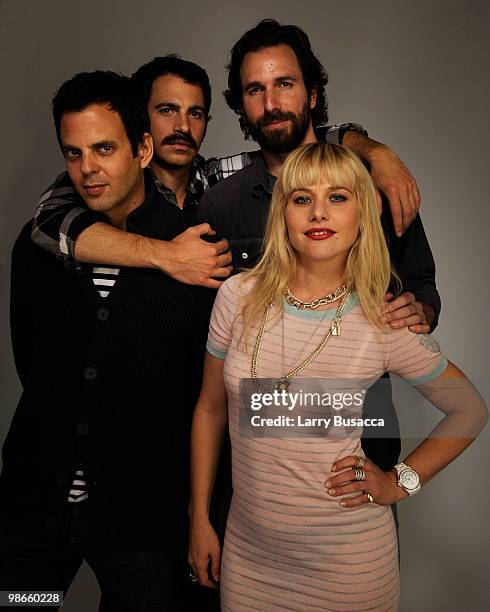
[257,110,296,128]
[161,132,197,148]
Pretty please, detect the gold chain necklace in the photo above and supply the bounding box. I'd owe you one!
[284,284,348,310]
[251,291,351,392]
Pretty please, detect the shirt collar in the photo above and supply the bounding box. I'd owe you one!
[150,155,205,207]
[125,170,184,239]
[250,152,277,196]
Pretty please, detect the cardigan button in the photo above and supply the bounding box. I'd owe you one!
[241,252,249,260]
[97,307,109,321]
[83,366,98,380]
[76,422,89,435]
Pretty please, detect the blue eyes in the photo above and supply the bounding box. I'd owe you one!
[294,196,312,205]
[293,194,348,205]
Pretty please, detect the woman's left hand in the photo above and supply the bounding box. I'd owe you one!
[324,455,407,507]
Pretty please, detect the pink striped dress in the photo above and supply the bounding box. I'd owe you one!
[207,274,447,611]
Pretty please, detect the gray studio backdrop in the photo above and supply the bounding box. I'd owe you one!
[1,1,489,610]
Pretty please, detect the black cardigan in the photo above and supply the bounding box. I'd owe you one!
[2,178,216,552]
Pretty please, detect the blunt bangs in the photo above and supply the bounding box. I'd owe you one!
[278,143,364,203]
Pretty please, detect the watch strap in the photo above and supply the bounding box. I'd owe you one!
[319,122,368,145]
[394,462,421,496]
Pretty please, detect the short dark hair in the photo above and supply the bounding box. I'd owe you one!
[224,19,329,138]
[52,71,149,156]
[131,55,212,121]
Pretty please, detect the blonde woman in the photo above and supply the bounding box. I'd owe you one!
[188,143,487,611]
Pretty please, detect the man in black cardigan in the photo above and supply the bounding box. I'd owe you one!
[0,71,216,610]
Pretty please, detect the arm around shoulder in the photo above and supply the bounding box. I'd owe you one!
[32,171,107,260]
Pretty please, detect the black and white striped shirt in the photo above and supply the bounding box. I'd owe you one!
[91,265,120,298]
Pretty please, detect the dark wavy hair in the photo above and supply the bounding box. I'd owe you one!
[224,19,329,139]
[131,55,212,122]
[52,71,149,157]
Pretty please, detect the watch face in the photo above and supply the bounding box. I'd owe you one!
[400,469,420,490]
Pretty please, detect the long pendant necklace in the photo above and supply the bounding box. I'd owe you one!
[251,290,351,392]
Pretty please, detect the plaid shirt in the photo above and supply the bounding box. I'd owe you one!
[31,123,363,260]
[150,156,206,210]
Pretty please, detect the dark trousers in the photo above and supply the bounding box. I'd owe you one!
[0,503,220,612]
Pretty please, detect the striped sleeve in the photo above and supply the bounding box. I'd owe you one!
[206,275,241,359]
[385,329,448,385]
[31,172,107,260]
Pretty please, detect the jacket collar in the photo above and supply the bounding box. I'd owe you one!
[249,151,277,196]
[125,170,188,241]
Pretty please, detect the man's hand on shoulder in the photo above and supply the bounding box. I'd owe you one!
[342,132,421,237]
[152,224,233,289]
[383,292,434,334]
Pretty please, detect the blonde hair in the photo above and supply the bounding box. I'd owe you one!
[240,142,396,347]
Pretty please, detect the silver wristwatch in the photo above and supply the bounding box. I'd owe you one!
[394,462,421,496]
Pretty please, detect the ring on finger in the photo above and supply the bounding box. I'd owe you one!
[188,572,199,584]
[353,467,366,481]
[366,492,374,503]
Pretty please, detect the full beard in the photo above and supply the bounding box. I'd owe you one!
[247,101,311,154]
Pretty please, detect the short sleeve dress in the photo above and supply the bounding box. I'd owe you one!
[207,274,447,612]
